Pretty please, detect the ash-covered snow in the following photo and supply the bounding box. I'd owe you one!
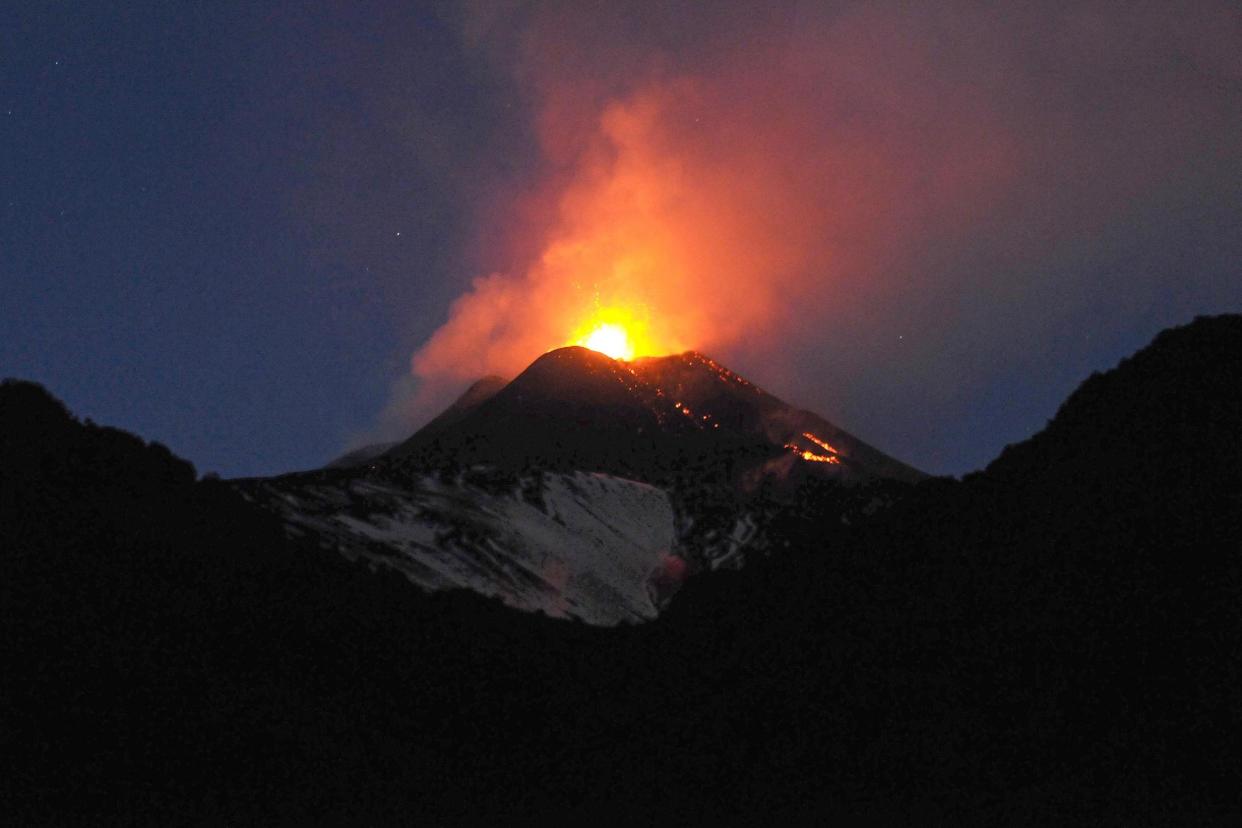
[241,470,686,625]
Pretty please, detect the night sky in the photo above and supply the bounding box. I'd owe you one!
[3,2,1239,478]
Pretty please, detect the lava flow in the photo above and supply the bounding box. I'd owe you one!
[785,431,841,464]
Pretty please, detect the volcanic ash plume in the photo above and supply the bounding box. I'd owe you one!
[394,1,1241,452]
[415,11,1013,372]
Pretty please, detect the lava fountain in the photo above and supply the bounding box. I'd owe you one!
[579,323,634,360]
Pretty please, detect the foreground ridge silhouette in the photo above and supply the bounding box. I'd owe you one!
[2,314,1240,823]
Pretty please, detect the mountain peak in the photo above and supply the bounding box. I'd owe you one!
[386,345,924,486]
[512,346,637,399]
[983,313,1242,488]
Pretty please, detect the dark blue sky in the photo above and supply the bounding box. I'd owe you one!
[2,2,529,475]
[3,2,1239,477]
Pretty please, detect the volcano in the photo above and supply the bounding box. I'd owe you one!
[385,346,924,486]
[6,317,1242,822]
[242,347,923,623]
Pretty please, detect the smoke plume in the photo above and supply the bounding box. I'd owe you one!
[386,1,1241,472]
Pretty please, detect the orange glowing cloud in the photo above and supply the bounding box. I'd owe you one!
[411,83,726,382]
[409,7,1020,407]
[395,2,1045,439]
[353,1,1241,470]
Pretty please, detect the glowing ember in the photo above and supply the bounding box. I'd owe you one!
[784,431,842,464]
[802,432,839,455]
[580,323,635,360]
[800,449,840,464]
[785,443,841,464]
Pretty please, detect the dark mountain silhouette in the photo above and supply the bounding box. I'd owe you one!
[388,346,769,487]
[327,375,506,469]
[2,314,1240,824]
[245,347,924,623]
[415,373,509,436]
[324,440,397,468]
[386,345,923,487]
[327,374,511,466]
[631,350,925,482]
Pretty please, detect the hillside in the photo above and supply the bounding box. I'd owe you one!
[2,315,1240,823]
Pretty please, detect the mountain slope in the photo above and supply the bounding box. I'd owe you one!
[387,345,924,487]
[388,347,759,484]
[325,440,397,469]
[327,374,507,469]
[631,350,925,483]
[4,315,1240,823]
[240,468,683,625]
[247,346,920,622]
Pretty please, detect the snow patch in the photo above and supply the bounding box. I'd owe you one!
[242,470,683,626]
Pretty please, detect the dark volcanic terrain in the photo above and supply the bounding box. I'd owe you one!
[237,346,925,624]
[3,315,1241,823]
[386,345,924,484]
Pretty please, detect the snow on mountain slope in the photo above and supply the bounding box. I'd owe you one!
[240,470,685,625]
[240,346,914,626]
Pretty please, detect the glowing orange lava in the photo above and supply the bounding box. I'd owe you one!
[802,432,839,455]
[785,432,842,464]
[569,306,667,361]
[579,323,634,360]
[785,444,841,464]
